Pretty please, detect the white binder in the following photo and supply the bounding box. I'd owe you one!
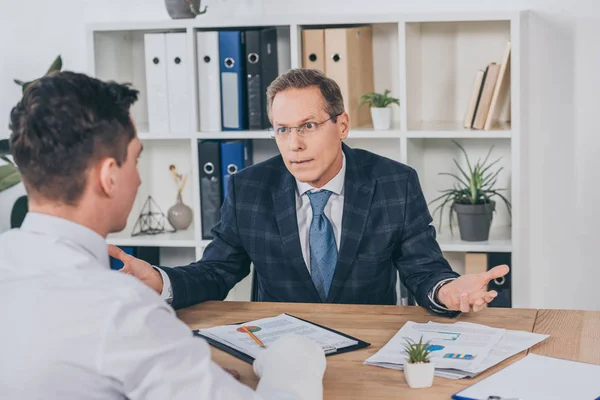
[197,31,221,132]
[144,33,169,133]
[165,32,191,133]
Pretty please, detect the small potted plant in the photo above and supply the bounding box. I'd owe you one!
[359,89,399,130]
[429,140,512,242]
[403,336,434,389]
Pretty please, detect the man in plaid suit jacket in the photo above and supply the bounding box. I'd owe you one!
[113,69,509,317]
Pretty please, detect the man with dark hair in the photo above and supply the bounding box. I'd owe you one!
[115,68,509,315]
[0,71,326,400]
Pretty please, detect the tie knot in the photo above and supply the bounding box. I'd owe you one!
[306,190,332,216]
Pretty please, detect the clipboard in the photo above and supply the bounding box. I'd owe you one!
[193,313,371,364]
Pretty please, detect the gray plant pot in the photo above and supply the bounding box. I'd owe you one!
[453,201,495,242]
[165,0,200,19]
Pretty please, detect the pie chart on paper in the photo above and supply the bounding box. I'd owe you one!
[237,326,262,333]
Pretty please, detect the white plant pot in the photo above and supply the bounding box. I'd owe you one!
[404,360,435,389]
[370,107,392,130]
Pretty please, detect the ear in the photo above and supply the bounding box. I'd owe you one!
[98,157,118,198]
[337,112,350,140]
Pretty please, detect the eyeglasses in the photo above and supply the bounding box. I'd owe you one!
[268,113,341,139]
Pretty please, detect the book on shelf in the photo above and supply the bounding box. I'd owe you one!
[463,41,511,131]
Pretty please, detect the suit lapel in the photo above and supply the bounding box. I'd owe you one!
[327,144,375,303]
[271,169,322,302]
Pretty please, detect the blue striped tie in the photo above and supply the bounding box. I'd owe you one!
[306,190,337,301]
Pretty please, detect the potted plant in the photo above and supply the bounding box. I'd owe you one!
[0,55,62,229]
[165,0,207,19]
[359,89,399,130]
[403,336,434,389]
[429,140,512,242]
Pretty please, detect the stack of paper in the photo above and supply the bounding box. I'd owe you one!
[364,321,549,379]
[198,313,358,359]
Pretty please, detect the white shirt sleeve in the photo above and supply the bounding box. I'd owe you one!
[154,267,173,304]
[98,285,324,400]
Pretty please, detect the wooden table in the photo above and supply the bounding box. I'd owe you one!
[177,302,600,399]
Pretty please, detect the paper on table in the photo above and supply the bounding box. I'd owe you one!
[450,322,549,374]
[198,314,358,359]
[364,321,505,372]
[452,353,600,400]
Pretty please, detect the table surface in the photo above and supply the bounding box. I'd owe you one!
[177,301,600,399]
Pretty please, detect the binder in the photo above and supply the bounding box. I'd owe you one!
[197,140,223,239]
[197,31,221,132]
[276,26,292,75]
[109,246,160,270]
[301,29,325,72]
[193,313,371,364]
[220,140,253,199]
[218,30,247,131]
[324,26,374,128]
[245,28,279,130]
[144,33,170,132]
[165,32,192,133]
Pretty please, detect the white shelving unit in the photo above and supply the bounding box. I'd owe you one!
[86,10,526,304]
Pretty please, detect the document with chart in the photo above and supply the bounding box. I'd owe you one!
[364,321,549,379]
[195,313,369,363]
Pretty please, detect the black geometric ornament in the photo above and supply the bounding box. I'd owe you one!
[131,196,175,236]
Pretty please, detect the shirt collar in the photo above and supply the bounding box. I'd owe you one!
[296,151,346,196]
[20,212,109,268]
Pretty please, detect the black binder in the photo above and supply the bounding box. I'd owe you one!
[245,27,279,130]
[197,140,223,240]
[193,313,371,364]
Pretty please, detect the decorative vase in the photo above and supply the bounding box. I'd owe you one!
[164,0,201,19]
[168,193,193,231]
[453,201,495,241]
[370,107,392,130]
[404,360,435,389]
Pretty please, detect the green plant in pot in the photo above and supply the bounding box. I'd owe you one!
[359,89,399,130]
[403,336,434,388]
[0,55,63,229]
[429,140,511,242]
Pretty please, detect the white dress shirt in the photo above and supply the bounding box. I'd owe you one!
[0,213,323,400]
[295,152,345,272]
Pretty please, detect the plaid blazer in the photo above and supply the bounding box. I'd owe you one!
[161,143,460,316]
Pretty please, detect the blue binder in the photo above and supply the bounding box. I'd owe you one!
[109,246,134,270]
[220,140,253,199]
[218,30,247,131]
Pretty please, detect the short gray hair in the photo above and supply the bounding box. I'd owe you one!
[266,68,344,123]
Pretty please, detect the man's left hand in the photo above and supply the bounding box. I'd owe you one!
[436,265,509,312]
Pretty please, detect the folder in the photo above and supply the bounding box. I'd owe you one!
[109,246,160,270]
[144,33,170,132]
[197,140,223,239]
[193,313,370,364]
[218,30,247,131]
[166,32,192,133]
[324,26,374,128]
[301,29,325,73]
[276,26,292,75]
[197,31,222,132]
[220,140,253,199]
[245,28,279,130]
[452,354,600,400]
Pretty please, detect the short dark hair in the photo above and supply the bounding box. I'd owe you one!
[9,71,139,205]
[266,68,345,123]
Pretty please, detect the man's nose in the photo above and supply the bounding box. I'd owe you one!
[288,129,304,151]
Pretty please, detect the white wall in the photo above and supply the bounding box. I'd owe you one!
[1,0,600,310]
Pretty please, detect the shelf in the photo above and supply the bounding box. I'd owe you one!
[436,226,512,253]
[107,228,197,248]
[406,121,511,138]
